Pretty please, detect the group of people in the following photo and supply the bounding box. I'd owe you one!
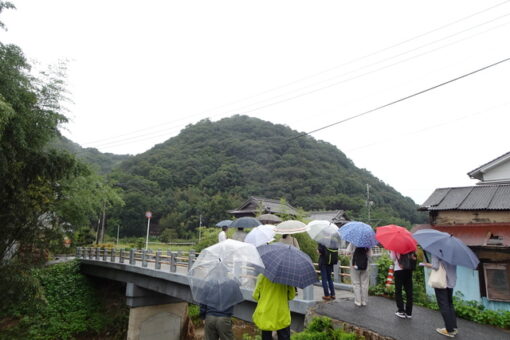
[206,227,459,340]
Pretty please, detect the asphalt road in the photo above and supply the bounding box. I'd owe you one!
[313,294,510,340]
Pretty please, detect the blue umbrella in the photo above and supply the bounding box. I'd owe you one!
[339,221,377,248]
[230,217,261,229]
[257,243,317,288]
[413,229,480,269]
[215,220,233,228]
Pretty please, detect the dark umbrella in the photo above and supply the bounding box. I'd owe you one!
[257,214,282,224]
[215,220,233,228]
[230,217,261,229]
[257,243,317,288]
[413,229,480,269]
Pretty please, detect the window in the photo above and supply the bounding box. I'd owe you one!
[484,263,510,302]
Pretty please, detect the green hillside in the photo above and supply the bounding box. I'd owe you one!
[105,115,425,238]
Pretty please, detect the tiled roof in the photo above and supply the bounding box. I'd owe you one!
[468,151,510,180]
[420,184,510,211]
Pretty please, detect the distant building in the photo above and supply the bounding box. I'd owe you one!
[416,151,510,311]
[227,196,298,218]
[305,210,350,227]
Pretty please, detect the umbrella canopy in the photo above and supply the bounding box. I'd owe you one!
[413,229,480,269]
[375,224,417,254]
[306,220,341,248]
[339,221,377,248]
[245,224,276,247]
[274,220,308,235]
[215,219,233,228]
[230,217,262,229]
[188,239,265,310]
[257,243,318,288]
[257,213,282,224]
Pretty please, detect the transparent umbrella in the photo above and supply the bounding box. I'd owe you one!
[245,224,276,247]
[188,239,265,310]
[306,220,341,248]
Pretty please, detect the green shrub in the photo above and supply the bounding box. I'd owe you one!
[188,304,202,327]
[291,316,360,340]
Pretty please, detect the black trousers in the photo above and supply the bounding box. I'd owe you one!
[261,326,290,340]
[435,287,457,332]
[394,269,413,315]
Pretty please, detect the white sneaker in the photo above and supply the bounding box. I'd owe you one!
[395,312,406,319]
[405,314,412,319]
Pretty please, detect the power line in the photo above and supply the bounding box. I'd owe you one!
[288,57,510,140]
[80,2,510,149]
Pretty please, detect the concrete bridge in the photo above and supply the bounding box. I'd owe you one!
[76,247,352,340]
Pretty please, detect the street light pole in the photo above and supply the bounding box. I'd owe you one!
[145,211,152,250]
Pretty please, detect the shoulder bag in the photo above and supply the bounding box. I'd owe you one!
[428,263,447,289]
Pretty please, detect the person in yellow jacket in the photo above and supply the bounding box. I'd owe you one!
[252,274,295,340]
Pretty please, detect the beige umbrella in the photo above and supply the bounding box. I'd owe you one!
[274,220,308,235]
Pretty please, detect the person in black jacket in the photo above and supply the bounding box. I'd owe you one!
[318,243,337,301]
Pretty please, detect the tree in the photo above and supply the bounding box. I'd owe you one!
[0,41,85,261]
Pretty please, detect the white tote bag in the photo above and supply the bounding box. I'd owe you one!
[428,263,447,289]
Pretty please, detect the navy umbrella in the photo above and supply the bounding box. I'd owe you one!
[413,229,480,269]
[257,243,318,288]
[230,217,261,229]
[215,220,233,228]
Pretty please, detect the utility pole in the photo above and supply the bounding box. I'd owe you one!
[100,202,106,244]
[145,211,152,250]
[366,184,372,222]
[116,224,120,246]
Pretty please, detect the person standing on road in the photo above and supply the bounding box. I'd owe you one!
[252,273,296,340]
[391,250,415,319]
[422,256,458,338]
[345,243,372,307]
[218,226,228,242]
[318,243,337,301]
[231,227,247,241]
[199,303,234,340]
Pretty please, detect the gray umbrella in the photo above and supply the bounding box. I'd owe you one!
[257,243,318,288]
[413,229,480,269]
[230,217,261,229]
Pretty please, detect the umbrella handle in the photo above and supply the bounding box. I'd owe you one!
[423,251,430,263]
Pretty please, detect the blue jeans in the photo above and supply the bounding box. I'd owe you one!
[320,264,335,297]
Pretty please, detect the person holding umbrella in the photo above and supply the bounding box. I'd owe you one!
[218,226,228,243]
[413,229,480,338]
[421,256,458,337]
[318,242,337,301]
[375,224,418,319]
[252,274,295,340]
[339,221,377,307]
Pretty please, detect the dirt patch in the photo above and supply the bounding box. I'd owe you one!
[192,318,259,340]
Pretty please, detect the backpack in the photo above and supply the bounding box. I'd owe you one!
[352,247,368,270]
[325,247,339,265]
[398,252,417,270]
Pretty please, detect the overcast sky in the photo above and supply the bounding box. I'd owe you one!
[2,1,510,205]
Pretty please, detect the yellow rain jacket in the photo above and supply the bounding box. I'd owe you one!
[252,274,295,331]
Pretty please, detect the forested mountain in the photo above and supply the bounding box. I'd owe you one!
[102,115,426,238]
[51,136,132,174]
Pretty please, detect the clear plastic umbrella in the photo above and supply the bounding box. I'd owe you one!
[245,224,275,247]
[274,220,308,235]
[188,239,265,310]
[306,220,341,248]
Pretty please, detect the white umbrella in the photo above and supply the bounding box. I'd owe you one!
[245,224,275,247]
[306,220,341,248]
[274,220,308,235]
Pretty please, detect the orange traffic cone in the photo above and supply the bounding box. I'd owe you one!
[385,265,394,287]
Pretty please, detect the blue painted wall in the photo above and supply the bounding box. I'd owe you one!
[424,266,510,311]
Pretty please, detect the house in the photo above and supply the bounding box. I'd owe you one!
[305,210,350,227]
[416,151,510,311]
[227,196,298,218]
